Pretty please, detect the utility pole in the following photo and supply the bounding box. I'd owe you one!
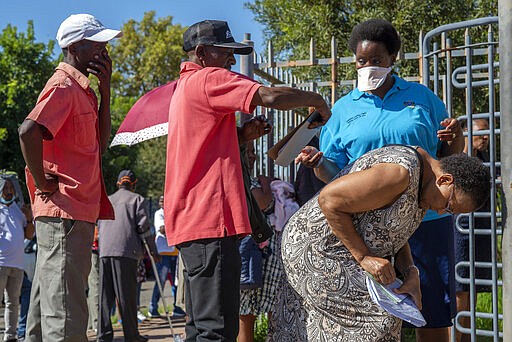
[499,1,512,340]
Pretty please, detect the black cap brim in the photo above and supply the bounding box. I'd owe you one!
[212,42,253,55]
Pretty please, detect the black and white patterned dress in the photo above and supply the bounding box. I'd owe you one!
[269,145,426,342]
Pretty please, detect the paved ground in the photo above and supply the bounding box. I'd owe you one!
[0,278,186,341]
[87,279,187,341]
[87,315,186,341]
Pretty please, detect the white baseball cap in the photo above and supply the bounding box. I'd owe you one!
[56,14,123,48]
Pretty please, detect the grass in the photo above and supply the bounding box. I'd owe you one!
[475,287,503,336]
[254,314,269,342]
[473,227,503,338]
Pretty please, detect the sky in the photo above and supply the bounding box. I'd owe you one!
[0,0,266,72]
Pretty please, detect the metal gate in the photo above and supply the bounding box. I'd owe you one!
[241,16,502,341]
[422,17,502,341]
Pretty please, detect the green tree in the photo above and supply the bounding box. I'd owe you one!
[246,0,497,97]
[246,0,497,59]
[110,11,185,97]
[0,22,55,180]
[104,12,187,197]
[246,0,498,121]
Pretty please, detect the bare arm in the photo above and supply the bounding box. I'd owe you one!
[394,243,416,278]
[251,86,331,127]
[295,146,340,183]
[21,205,35,239]
[97,90,111,154]
[318,163,410,284]
[18,120,58,194]
[393,243,422,308]
[313,158,341,183]
[87,50,112,153]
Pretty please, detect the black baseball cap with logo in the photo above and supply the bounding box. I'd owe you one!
[182,20,253,55]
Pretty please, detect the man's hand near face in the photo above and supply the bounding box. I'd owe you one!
[87,49,112,97]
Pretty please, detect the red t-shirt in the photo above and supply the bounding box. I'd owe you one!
[164,62,261,245]
[25,62,114,223]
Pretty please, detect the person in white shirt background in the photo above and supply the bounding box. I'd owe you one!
[0,175,35,341]
[146,196,186,319]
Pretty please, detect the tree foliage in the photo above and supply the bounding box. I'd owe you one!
[110,11,185,97]
[1,13,186,199]
[0,22,55,180]
[246,0,498,114]
[246,0,497,59]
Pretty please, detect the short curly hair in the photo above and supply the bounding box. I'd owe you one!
[440,154,491,210]
[348,19,401,55]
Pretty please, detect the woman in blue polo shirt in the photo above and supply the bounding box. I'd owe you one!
[297,19,464,341]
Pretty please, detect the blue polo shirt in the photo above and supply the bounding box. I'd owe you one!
[320,75,448,221]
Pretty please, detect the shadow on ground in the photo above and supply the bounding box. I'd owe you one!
[87,316,186,341]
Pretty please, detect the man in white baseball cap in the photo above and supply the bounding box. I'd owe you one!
[18,13,122,342]
[56,13,122,48]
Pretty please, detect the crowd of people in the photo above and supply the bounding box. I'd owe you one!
[0,10,494,342]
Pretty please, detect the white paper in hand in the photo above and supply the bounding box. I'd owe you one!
[366,273,426,327]
[273,114,321,166]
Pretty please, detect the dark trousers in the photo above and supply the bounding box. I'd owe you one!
[179,236,241,342]
[98,257,139,342]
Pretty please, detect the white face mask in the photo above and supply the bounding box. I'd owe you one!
[357,66,392,92]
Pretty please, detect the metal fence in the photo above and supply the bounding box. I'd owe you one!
[422,17,502,341]
[240,30,425,183]
[241,16,502,341]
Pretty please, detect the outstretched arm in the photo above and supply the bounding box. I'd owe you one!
[251,86,331,127]
[318,163,410,284]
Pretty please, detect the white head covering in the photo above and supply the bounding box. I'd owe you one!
[56,14,123,48]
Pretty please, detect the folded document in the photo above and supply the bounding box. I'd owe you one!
[366,273,426,327]
[267,111,321,166]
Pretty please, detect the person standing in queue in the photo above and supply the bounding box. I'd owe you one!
[18,13,122,341]
[164,20,331,341]
[296,19,464,341]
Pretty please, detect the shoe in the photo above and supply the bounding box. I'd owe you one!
[172,306,186,317]
[133,335,149,342]
[147,312,161,319]
[137,310,147,322]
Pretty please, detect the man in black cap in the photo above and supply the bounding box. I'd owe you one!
[163,20,331,341]
[97,170,158,342]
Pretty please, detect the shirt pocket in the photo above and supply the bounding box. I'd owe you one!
[73,112,96,149]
